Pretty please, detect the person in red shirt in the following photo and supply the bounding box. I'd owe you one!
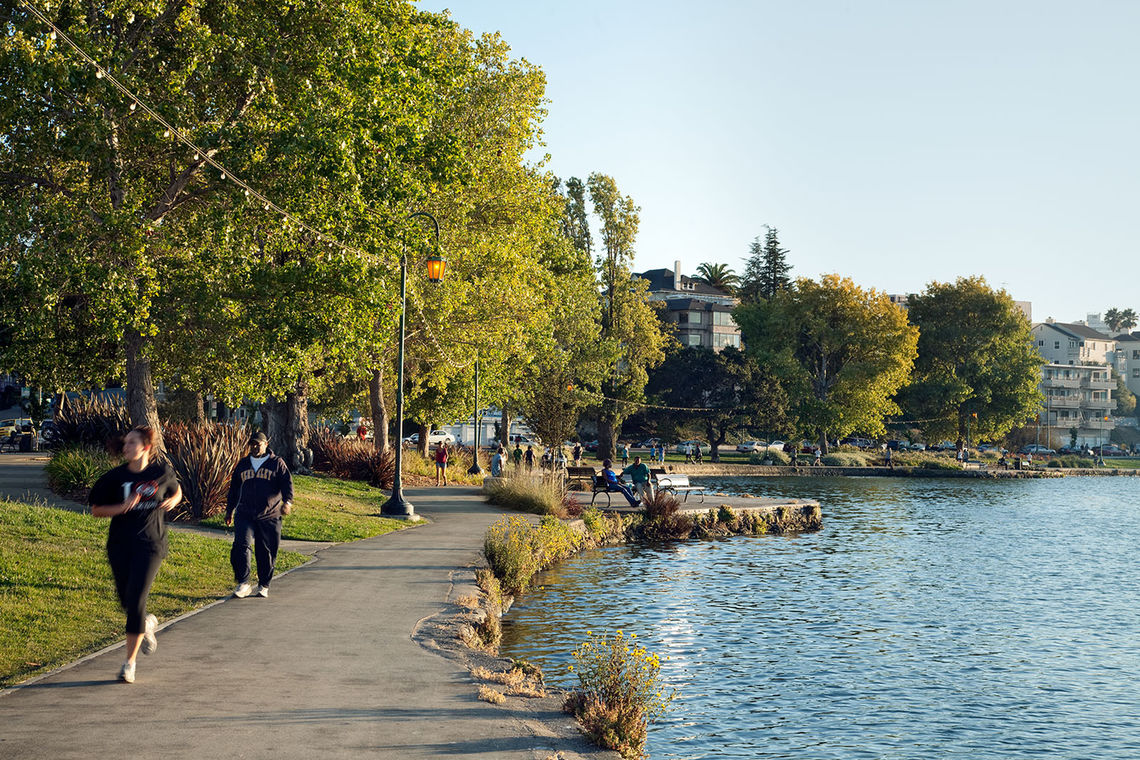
[435,442,449,486]
[356,424,367,441]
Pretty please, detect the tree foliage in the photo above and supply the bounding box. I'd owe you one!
[739,226,791,303]
[735,274,917,452]
[694,262,739,294]
[898,277,1042,445]
[1105,307,1138,333]
[646,346,788,461]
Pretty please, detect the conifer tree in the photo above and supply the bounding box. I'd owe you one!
[740,226,792,303]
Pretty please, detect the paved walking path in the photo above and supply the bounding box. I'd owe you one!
[1,485,607,759]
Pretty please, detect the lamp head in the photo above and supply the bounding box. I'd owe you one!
[426,254,446,283]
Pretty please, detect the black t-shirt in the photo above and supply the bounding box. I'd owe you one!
[89,462,179,547]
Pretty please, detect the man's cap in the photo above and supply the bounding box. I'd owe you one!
[249,431,268,444]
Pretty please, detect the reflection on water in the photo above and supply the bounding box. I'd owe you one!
[501,477,1140,759]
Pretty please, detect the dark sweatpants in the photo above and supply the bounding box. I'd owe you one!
[107,540,165,634]
[231,514,282,587]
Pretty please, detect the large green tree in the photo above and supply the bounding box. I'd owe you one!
[898,277,1042,446]
[646,346,788,461]
[735,274,918,453]
[739,226,791,303]
[0,0,465,451]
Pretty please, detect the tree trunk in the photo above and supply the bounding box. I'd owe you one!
[284,380,310,470]
[707,420,722,463]
[598,410,616,462]
[417,421,429,458]
[124,328,164,452]
[194,392,206,423]
[369,367,389,452]
[818,433,829,456]
[261,398,287,453]
[499,406,511,448]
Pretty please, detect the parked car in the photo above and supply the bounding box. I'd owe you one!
[1092,444,1127,457]
[0,417,32,439]
[933,441,958,452]
[636,437,663,449]
[584,440,599,452]
[1018,444,1055,455]
[767,440,785,449]
[886,440,905,451]
[903,442,927,451]
[404,430,454,446]
[736,440,767,453]
[840,437,874,449]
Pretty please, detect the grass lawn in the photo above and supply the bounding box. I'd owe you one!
[0,499,308,688]
[1101,458,1140,469]
[199,474,412,542]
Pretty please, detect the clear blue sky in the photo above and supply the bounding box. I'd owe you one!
[418,0,1140,324]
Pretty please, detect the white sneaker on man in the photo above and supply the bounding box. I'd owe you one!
[233,582,253,598]
[118,661,136,684]
[141,613,158,655]
[255,585,270,598]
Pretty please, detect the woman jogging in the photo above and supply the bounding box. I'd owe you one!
[89,427,182,684]
[434,442,449,486]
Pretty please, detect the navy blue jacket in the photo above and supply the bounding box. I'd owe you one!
[226,450,294,521]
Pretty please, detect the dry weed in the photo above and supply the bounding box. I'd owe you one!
[477,685,506,704]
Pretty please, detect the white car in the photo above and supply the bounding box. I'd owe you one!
[674,440,711,455]
[404,430,454,446]
[736,440,767,453]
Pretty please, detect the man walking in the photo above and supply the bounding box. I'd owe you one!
[226,432,293,599]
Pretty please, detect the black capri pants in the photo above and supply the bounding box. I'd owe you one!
[106,539,166,634]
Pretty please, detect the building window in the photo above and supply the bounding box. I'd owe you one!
[1133,350,1140,360]
[686,334,702,346]
[689,311,702,324]
[712,312,736,327]
[1134,369,1140,378]
[713,333,741,349]
[1055,341,1061,349]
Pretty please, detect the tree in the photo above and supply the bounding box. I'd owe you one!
[1105,308,1124,333]
[898,277,1043,447]
[1116,372,1136,418]
[583,173,668,460]
[1120,308,1138,332]
[646,346,788,461]
[739,226,791,303]
[695,262,739,294]
[0,0,466,451]
[735,274,918,453]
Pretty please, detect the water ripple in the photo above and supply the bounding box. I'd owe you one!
[501,476,1140,759]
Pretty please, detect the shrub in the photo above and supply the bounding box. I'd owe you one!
[49,395,131,450]
[309,432,395,489]
[482,514,583,594]
[45,446,120,495]
[716,504,736,524]
[565,630,674,760]
[749,449,790,466]
[639,490,692,541]
[483,476,570,518]
[163,421,248,520]
[916,457,961,470]
[822,452,869,467]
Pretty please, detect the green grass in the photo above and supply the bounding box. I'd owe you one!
[199,474,412,542]
[1101,458,1140,470]
[0,498,308,688]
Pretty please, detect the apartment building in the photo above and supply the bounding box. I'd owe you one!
[1111,332,1140,398]
[1031,320,1116,446]
[634,260,742,352]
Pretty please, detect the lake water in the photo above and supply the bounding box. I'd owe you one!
[500,476,1140,759]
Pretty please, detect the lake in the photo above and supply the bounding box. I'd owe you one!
[500,476,1140,759]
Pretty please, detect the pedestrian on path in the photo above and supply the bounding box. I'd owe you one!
[512,443,523,469]
[490,447,504,477]
[226,432,293,600]
[621,455,653,504]
[524,445,536,472]
[89,426,183,684]
[572,443,582,466]
[619,442,629,467]
[434,442,449,486]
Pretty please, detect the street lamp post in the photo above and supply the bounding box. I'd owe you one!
[382,211,444,519]
[467,358,483,475]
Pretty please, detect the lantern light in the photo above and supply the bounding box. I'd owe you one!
[425,254,446,283]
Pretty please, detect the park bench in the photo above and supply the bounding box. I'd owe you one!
[590,474,623,507]
[654,472,706,503]
[566,466,597,491]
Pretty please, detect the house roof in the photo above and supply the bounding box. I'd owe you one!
[634,268,732,298]
[661,298,734,313]
[1114,332,1140,342]
[1036,322,1115,341]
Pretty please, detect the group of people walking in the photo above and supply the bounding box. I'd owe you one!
[90,429,293,684]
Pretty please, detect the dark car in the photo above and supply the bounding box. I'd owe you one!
[584,440,599,452]
[1093,444,1127,457]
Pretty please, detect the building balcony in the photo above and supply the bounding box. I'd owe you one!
[1041,377,1081,389]
[1080,417,1114,430]
[1081,378,1113,390]
[1045,396,1081,409]
[1084,398,1114,409]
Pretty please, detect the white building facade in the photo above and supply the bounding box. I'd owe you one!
[1031,321,1117,446]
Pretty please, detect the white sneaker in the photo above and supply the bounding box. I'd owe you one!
[255,585,269,598]
[118,661,135,684]
[233,582,253,598]
[141,614,158,655]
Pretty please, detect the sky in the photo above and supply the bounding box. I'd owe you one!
[416,0,1140,324]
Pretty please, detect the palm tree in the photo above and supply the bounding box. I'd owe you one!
[1104,308,1123,333]
[695,262,740,294]
[1121,308,1138,332]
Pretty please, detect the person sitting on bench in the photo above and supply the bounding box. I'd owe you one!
[601,459,639,507]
